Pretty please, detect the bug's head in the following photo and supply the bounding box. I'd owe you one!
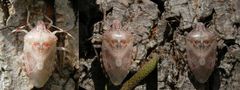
[34,21,47,32]
[187,23,216,49]
[111,19,121,31]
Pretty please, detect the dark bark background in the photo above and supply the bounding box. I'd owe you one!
[0,0,239,90]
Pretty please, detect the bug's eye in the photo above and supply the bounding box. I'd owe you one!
[111,40,117,44]
[108,39,116,47]
[203,40,209,44]
[203,40,212,47]
[32,42,40,46]
[189,40,196,45]
[121,40,126,44]
[43,42,50,48]
[194,40,200,44]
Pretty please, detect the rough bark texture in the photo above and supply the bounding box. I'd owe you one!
[0,0,240,90]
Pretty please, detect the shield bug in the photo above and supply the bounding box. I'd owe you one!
[12,11,71,88]
[101,20,134,85]
[186,22,217,83]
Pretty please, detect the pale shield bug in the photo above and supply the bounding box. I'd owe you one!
[100,20,134,85]
[12,11,71,88]
[186,22,217,83]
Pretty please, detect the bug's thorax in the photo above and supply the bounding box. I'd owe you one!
[188,23,214,41]
[187,23,216,53]
[108,20,133,56]
[103,30,130,54]
[24,20,57,56]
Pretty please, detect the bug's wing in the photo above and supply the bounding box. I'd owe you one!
[20,20,58,88]
[186,41,216,83]
[23,52,36,76]
[23,50,56,88]
[101,43,132,85]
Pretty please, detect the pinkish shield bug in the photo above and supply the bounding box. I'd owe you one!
[186,22,217,83]
[23,20,57,88]
[101,20,134,85]
[12,11,71,88]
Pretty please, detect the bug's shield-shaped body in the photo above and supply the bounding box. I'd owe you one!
[186,23,217,83]
[101,20,133,85]
[23,21,57,88]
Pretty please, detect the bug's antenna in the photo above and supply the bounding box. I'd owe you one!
[27,8,33,29]
[44,15,53,29]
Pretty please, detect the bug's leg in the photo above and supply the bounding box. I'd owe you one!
[56,47,72,54]
[26,9,33,29]
[11,8,31,34]
[45,15,75,40]
[44,15,74,38]
[91,37,101,60]
[89,33,102,60]
[52,26,74,39]
[55,47,68,76]
[17,54,25,76]
[11,29,28,34]
[56,47,78,61]
[88,34,102,44]
[10,26,28,34]
[90,40,101,61]
[44,15,53,29]
[56,46,78,77]
[92,45,100,60]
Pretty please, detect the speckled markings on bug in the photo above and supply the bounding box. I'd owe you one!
[186,22,217,83]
